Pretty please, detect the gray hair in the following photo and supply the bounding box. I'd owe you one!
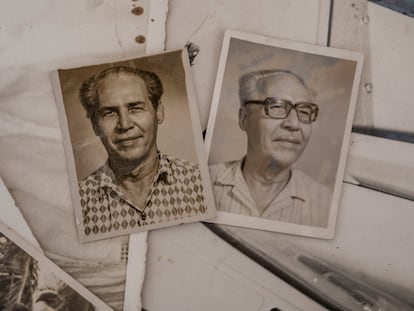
[79,66,163,121]
[239,69,310,105]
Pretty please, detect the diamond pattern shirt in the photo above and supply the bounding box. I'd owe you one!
[209,159,331,227]
[79,154,206,236]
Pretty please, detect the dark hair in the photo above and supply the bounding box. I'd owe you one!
[10,303,30,311]
[239,69,311,105]
[79,66,163,120]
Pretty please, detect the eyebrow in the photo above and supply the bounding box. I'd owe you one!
[127,101,146,107]
[97,106,117,113]
[98,101,146,111]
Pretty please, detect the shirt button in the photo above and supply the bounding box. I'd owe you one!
[141,212,147,221]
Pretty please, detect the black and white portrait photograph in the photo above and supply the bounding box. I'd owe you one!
[54,50,216,242]
[205,30,363,239]
[0,221,111,311]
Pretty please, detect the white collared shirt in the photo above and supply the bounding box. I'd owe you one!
[209,159,331,227]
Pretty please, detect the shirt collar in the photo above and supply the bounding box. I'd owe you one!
[214,158,245,186]
[276,168,306,203]
[96,163,117,190]
[214,157,306,202]
[155,154,173,185]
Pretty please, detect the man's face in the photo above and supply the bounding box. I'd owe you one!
[92,73,164,166]
[239,75,312,169]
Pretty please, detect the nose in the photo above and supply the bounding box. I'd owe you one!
[281,109,300,130]
[117,109,133,131]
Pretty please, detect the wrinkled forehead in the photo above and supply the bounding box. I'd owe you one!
[255,74,312,102]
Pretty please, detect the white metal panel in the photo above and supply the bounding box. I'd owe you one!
[368,2,414,132]
[143,222,326,311]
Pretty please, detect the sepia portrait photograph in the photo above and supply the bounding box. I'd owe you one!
[205,30,363,239]
[0,221,112,311]
[54,50,216,242]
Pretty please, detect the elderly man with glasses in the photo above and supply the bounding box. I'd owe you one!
[209,69,331,227]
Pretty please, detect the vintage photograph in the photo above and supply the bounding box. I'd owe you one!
[0,221,112,311]
[205,30,363,239]
[54,50,216,242]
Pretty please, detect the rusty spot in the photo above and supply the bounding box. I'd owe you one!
[135,35,146,44]
[131,6,144,15]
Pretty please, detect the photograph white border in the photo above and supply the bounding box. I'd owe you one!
[205,30,364,239]
[53,49,216,243]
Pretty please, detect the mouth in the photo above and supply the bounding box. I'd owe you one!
[115,135,142,146]
[274,137,301,144]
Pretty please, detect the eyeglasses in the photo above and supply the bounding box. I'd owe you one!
[244,97,319,124]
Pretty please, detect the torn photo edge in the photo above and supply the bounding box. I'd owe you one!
[205,29,364,239]
[52,49,216,243]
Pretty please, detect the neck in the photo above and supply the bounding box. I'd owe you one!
[242,154,291,185]
[109,149,160,181]
[242,154,292,215]
[110,150,160,209]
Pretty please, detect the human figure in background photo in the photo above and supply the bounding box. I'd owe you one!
[209,69,331,227]
[79,66,207,237]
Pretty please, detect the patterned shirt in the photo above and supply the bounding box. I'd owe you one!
[209,159,331,227]
[79,154,207,237]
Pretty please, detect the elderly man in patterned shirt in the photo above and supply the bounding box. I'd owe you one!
[209,69,331,227]
[78,66,206,237]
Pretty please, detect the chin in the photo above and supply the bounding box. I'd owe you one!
[122,154,146,164]
[268,151,300,168]
[111,150,144,163]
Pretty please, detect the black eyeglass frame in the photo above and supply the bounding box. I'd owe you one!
[244,97,319,124]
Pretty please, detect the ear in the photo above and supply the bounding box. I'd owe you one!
[156,102,165,124]
[238,106,248,131]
